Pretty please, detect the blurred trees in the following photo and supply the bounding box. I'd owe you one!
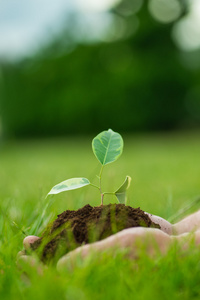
[1,0,200,138]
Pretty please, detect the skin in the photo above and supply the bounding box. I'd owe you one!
[17,210,200,272]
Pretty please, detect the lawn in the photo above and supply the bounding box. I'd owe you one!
[0,130,200,299]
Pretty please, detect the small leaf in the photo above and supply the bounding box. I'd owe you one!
[48,178,90,195]
[92,129,123,166]
[115,176,132,204]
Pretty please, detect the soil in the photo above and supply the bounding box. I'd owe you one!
[31,203,160,263]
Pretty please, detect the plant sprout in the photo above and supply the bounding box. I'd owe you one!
[47,129,131,205]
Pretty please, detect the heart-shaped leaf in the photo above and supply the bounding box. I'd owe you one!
[115,176,131,204]
[92,129,123,166]
[48,178,90,195]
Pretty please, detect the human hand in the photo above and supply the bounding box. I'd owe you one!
[17,213,173,272]
[17,235,43,273]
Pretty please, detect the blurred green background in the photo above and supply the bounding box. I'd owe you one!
[0,0,200,219]
[1,0,200,138]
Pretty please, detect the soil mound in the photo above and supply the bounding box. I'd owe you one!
[31,204,160,263]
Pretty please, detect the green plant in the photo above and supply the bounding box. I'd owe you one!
[48,129,131,205]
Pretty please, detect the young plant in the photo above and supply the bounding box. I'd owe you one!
[47,129,131,205]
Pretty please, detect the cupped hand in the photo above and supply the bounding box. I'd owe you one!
[17,213,173,272]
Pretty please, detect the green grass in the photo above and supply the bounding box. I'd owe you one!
[0,131,200,300]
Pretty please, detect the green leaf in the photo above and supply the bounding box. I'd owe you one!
[115,176,131,204]
[48,178,90,195]
[92,129,123,166]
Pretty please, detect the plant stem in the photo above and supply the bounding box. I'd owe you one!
[99,165,104,179]
[101,193,104,206]
[102,192,115,205]
[90,183,100,190]
[99,165,104,205]
[103,192,115,195]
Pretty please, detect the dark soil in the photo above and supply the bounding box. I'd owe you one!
[31,204,160,263]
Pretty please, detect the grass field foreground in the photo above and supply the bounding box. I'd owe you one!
[0,131,200,299]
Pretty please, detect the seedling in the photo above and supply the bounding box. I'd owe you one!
[47,129,131,205]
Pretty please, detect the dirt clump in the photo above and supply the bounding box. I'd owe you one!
[31,203,160,263]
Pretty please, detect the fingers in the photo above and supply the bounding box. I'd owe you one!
[17,235,39,260]
[23,235,40,250]
[17,254,39,267]
[145,212,173,235]
[174,229,200,250]
[16,250,26,260]
[17,235,44,275]
[172,211,200,235]
[57,227,172,273]
[17,254,45,275]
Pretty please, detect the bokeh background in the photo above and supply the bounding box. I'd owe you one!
[1,0,200,138]
[0,0,200,223]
